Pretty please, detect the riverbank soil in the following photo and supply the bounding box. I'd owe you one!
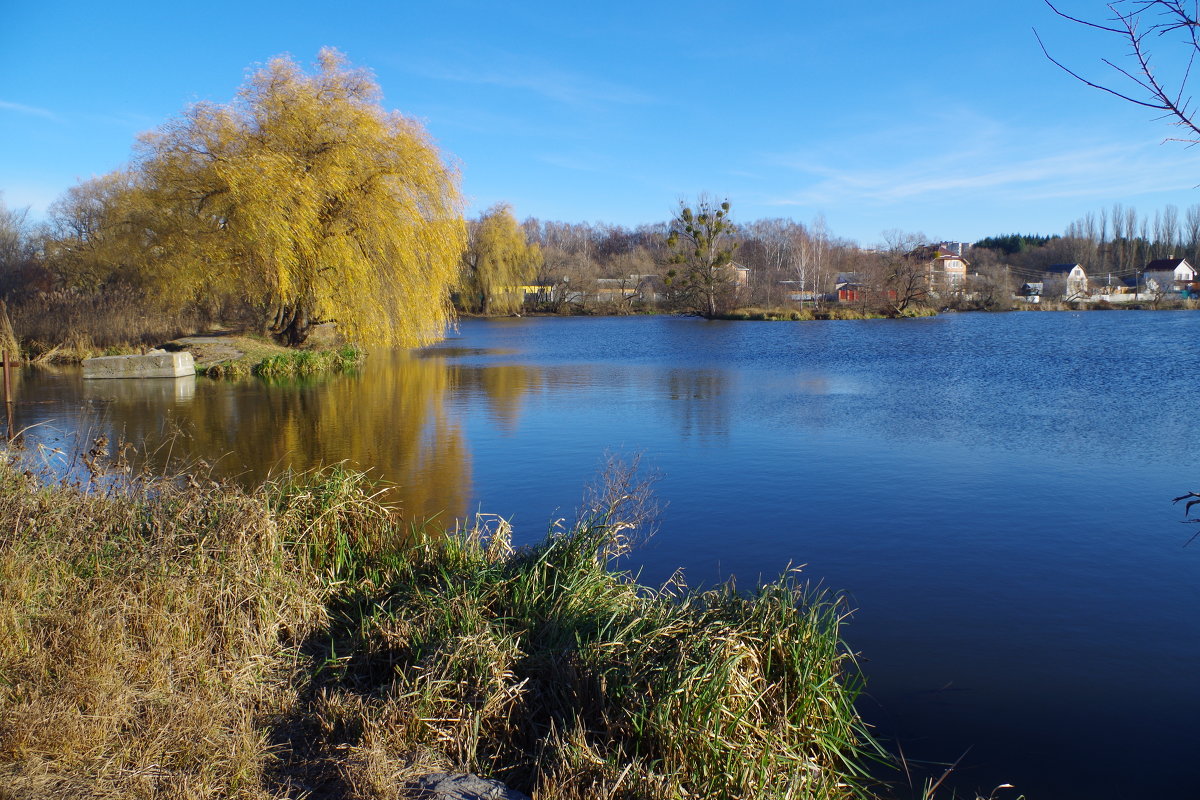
[162,323,345,371]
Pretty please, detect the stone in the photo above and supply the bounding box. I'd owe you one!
[82,351,195,380]
[406,773,532,800]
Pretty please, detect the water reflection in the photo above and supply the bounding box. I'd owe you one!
[458,364,544,430]
[659,367,730,440]
[81,374,196,404]
[17,352,481,523]
[15,314,1200,800]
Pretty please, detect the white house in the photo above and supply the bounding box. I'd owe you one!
[1142,258,1197,293]
[1044,263,1090,298]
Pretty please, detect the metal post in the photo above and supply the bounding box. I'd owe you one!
[2,349,11,441]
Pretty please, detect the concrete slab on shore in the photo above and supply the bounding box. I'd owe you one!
[82,351,195,380]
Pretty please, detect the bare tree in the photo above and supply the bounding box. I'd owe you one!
[1185,204,1200,262]
[1039,1,1200,142]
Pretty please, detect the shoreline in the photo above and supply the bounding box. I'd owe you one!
[0,457,880,799]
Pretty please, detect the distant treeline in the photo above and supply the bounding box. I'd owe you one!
[971,203,1200,281]
[972,234,1061,255]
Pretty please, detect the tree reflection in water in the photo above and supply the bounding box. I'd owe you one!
[18,351,548,525]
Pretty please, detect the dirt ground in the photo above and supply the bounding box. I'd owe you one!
[162,334,246,368]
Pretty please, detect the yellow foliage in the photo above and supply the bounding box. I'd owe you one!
[52,49,467,347]
[459,203,542,314]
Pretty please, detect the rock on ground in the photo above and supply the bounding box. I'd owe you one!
[406,773,532,800]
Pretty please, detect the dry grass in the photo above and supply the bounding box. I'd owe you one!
[7,288,212,362]
[720,306,815,321]
[0,456,877,799]
[0,466,329,798]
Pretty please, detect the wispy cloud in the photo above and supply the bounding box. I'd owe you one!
[409,50,654,108]
[763,118,1200,209]
[423,105,572,139]
[0,100,58,121]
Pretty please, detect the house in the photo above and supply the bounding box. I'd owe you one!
[1142,258,1197,294]
[834,272,866,302]
[906,245,968,292]
[594,274,668,305]
[1043,263,1090,299]
[521,282,557,302]
[833,272,897,303]
[730,262,751,285]
[935,241,971,257]
[594,278,638,303]
[934,254,968,291]
[1017,281,1043,303]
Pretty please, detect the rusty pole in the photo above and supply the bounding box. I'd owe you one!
[2,349,11,440]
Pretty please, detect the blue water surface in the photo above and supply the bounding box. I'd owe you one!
[16,311,1200,799]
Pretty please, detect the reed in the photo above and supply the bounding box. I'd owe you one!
[0,456,878,799]
[7,288,208,360]
[719,306,815,321]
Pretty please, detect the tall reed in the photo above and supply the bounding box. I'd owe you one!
[0,457,877,799]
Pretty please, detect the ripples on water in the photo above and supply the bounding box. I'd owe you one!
[14,312,1200,799]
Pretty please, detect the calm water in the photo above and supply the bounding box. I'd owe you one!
[13,312,1200,799]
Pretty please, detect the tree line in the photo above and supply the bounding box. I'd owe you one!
[970,203,1200,289]
[9,48,1200,354]
[0,50,878,349]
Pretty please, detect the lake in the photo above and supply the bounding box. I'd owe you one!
[12,312,1200,799]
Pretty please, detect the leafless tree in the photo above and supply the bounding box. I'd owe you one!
[1185,204,1200,261]
[1039,1,1200,142]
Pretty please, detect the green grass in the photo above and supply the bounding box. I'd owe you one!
[0,457,880,800]
[199,343,364,380]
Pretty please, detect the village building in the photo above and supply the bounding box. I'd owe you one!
[1142,257,1197,294]
[1017,281,1044,302]
[906,245,968,293]
[1043,263,1090,299]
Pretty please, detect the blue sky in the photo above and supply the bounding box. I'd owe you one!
[4,0,1200,245]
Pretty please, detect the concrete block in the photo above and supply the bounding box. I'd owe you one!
[82,350,195,380]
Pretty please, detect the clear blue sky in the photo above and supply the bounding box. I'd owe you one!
[4,0,1200,246]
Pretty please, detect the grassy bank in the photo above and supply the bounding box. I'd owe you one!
[1015,297,1200,311]
[718,306,938,321]
[188,335,364,379]
[0,290,363,377]
[0,460,877,799]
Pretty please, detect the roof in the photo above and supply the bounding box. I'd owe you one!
[905,245,969,263]
[1044,263,1083,274]
[1144,258,1190,272]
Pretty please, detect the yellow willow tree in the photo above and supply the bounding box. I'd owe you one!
[136,48,466,346]
[458,203,542,314]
